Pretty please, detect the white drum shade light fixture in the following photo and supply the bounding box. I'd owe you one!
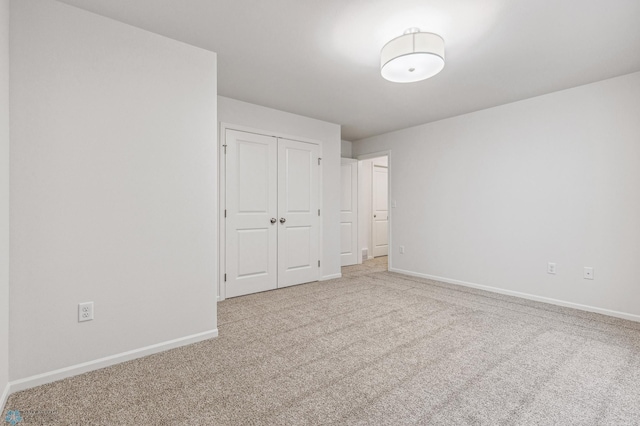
[381,28,445,83]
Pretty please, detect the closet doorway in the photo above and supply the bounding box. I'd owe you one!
[221,127,322,299]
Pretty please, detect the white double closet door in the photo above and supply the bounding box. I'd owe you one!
[225,129,320,298]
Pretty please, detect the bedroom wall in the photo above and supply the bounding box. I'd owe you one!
[10,0,218,385]
[341,140,352,158]
[353,71,640,320]
[218,96,342,283]
[0,0,9,409]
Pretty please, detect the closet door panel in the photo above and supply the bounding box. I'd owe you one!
[277,138,320,288]
[226,130,278,297]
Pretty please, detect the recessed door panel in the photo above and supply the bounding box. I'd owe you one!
[341,222,353,254]
[373,221,388,246]
[284,226,312,270]
[236,229,270,278]
[237,141,270,213]
[284,148,312,213]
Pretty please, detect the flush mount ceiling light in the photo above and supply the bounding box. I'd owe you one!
[380,28,445,83]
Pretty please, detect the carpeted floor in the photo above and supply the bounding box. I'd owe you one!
[5,256,640,425]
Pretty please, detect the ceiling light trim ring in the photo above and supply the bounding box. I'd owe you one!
[380,51,445,71]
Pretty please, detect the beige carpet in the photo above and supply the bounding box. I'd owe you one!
[5,256,640,425]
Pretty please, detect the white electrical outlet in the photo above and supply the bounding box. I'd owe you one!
[399,245,405,254]
[584,267,594,280]
[547,262,556,274]
[78,302,94,322]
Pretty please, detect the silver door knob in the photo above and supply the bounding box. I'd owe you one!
[280,217,286,224]
[270,218,277,224]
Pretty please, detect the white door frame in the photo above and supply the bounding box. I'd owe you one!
[356,150,392,267]
[218,122,324,301]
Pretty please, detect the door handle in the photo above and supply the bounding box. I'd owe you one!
[374,214,377,218]
[270,218,277,224]
[280,217,286,224]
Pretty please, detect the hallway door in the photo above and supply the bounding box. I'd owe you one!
[372,164,388,257]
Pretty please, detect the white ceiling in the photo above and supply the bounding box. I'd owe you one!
[57,0,640,141]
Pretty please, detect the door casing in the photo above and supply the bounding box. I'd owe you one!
[356,151,392,266]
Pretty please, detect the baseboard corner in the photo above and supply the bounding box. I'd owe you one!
[1,381,9,412]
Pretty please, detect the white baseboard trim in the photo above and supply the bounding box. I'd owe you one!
[320,273,342,281]
[8,328,218,395]
[1,382,9,412]
[389,268,640,323]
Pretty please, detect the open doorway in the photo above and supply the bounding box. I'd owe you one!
[357,154,389,272]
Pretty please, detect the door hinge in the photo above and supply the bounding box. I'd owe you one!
[318,260,320,267]
[224,273,227,282]
[223,144,227,154]
[224,209,227,218]
[318,209,320,216]
[318,157,322,166]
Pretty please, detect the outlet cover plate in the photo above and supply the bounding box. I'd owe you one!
[584,267,594,280]
[78,302,94,322]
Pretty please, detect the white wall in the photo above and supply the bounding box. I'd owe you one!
[10,0,218,383]
[353,72,640,320]
[341,140,352,158]
[0,0,9,409]
[218,96,342,281]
